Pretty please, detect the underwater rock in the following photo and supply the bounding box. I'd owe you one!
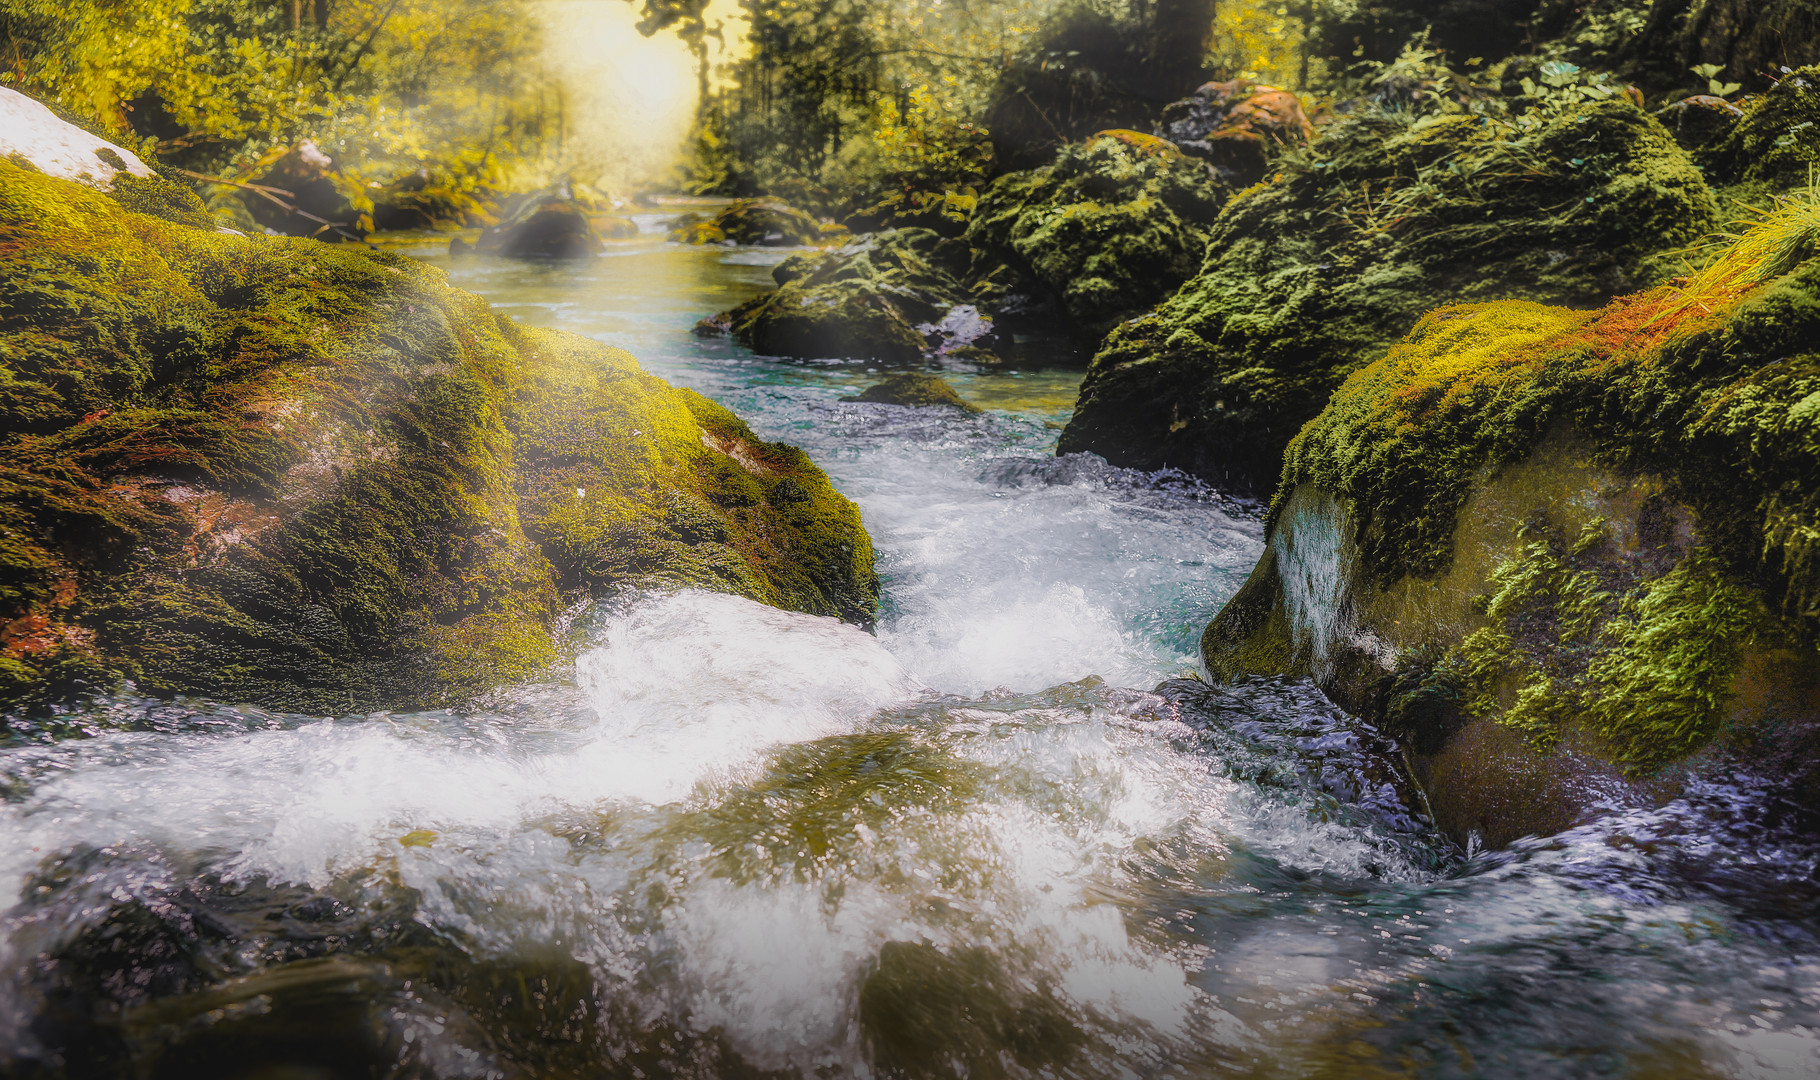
[841,373,982,413]
[1061,99,1717,496]
[471,182,603,258]
[697,228,996,362]
[1160,79,1315,188]
[1201,195,1820,844]
[0,145,877,717]
[668,199,825,246]
[966,130,1228,338]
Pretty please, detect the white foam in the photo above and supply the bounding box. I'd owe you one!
[0,591,917,897]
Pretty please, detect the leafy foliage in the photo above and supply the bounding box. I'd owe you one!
[1,0,564,218]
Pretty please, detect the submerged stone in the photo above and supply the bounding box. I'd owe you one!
[965,130,1228,338]
[0,122,877,718]
[841,373,982,413]
[1061,99,1717,496]
[1201,195,1820,843]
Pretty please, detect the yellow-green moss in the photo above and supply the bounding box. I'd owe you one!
[667,199,823,246]
[1449,520,1758,773]
[966,131,1227,335]
[1209,193,1820,774]
[702,228,974,362]
[1062,98,1718,494]
[0,159,877,721]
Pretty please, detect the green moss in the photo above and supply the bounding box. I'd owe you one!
[702,227,978,362]
[843,372,982,412]
[1062,99,1717,495]
[966,131,1227,335]
[667,199,824,246]
[1451,521,1758,774]
[105,169,216,231]
[1702,65,1820,206]
[0,156,877,720]
[1209,194,1820,773]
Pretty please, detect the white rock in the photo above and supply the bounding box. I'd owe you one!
[0,86,155,191]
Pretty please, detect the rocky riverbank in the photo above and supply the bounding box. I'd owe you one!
[0,96,876,719]
[1199,195,1820,845]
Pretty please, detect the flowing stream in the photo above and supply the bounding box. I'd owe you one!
[4,216,1820,1078]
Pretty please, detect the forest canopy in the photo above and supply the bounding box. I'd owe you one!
[2,0,1815,222]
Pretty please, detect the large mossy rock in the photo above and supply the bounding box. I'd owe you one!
[697,228,996,362]
[1700,65,1820,204]
[0,149,876,718]
[1060,99,1717,495]
[469,182,606,259]
[1201,198,1820,845]
[965,130,1228,338]
[669,199,825,246]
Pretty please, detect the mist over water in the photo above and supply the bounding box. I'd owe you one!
[4,225,1820,1077]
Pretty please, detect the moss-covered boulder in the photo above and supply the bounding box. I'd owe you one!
[668,199,826,246]
[965,130,1228,338]
[1700,65,1820,204]
[696,228,998,362]
[0,139,876,718]
[841,373,981,412]
[844,189,977,238]
[1061,99,1717,496]
[468,182,604,258]
[1202,195,1820,844]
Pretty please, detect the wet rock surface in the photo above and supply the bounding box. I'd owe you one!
[696,227,1006,362]
[466,182,615,258]
[1200,199,1820,844]
[0,122,877,718]
[1061,99,1718,496]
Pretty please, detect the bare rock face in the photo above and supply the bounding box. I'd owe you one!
[0,88,156,189]
[1160,79,1315,188]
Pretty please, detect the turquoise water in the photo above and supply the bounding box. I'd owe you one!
[2,221,1818,1079]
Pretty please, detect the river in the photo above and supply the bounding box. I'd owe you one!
[3,215,1819,1078]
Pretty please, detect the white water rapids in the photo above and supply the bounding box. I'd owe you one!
[4,222,1820,1078]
